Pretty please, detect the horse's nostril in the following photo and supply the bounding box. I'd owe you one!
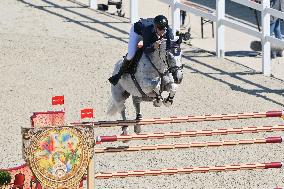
[174,78,180,84]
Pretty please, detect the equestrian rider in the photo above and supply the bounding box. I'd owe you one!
[108,15,174,86]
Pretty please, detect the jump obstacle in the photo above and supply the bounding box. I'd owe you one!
[77,109,284,187]
[2,95,284,188]
[94,136,283,153]
[72,110,284,127]
[95,162,283,179]
[96,124,284,142]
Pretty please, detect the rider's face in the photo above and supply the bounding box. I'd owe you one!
[155,26,166,37]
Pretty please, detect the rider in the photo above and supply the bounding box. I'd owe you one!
[108,15,174,86]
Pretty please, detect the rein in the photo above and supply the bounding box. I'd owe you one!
[145,52,167,96]
[131,44,182,99]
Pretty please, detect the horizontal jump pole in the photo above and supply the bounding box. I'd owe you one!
[94,136,282,153]
[72,110,284,128]
[95,162,282,179]
[96,125,284,143]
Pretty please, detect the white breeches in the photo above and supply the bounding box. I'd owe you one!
[126,26,142,60]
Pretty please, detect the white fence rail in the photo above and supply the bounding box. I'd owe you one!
[176,3,217,21]
[171,0,284,76]
[231,0,262,11]
[88,0,284,76]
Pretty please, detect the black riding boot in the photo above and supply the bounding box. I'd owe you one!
[109,58,131,85]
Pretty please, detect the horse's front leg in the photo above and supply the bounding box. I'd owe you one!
[152,81,163,107]
[153,95,163,107]
[163,83,178,107]
[132,96,142,134]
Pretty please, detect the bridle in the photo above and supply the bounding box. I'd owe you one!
[147,44,183,76]
[130,39,183,100]
[145,43,183,96]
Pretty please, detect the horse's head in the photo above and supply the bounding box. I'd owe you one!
[148,37,183,84]
[167,36,183,84]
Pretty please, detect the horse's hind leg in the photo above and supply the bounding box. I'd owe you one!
[121,107,129,135]
[118,90,130,135]
[132,96,142,134]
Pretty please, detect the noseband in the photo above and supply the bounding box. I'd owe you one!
[168,64,184,74]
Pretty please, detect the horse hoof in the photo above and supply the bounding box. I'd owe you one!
[136,113,143,120]
[163,99,173,107]
[134,125,142,134]
[153,99,163,107]
[121,126,128,136]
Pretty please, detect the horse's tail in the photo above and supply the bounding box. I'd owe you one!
[107,84,127,116]
[107,97,118,116]
[107,59,127,116]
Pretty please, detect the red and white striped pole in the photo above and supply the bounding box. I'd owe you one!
[95,125,284,143]
[73,110,284,128]
[95,162,283,179]
[94,136,283,153]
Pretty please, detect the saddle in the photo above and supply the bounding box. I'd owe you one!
[126,47,144,75]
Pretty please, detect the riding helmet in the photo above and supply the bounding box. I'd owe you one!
[154,15,168,30]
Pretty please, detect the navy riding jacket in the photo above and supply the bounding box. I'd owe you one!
[133,18,174,54]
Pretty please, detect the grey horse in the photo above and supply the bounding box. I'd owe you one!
[107,37,183,135]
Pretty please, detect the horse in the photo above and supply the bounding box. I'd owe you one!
[107,37,183,135]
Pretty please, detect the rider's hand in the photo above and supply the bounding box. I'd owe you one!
[153,40,162,49]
